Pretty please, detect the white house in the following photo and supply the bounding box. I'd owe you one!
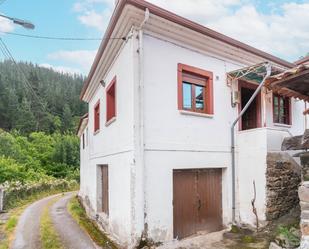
[77,0,308,247]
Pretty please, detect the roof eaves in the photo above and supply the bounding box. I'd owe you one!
[80,0,295,100]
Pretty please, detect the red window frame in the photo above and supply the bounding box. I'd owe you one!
[106,77,116,123]
[94,100,100,132]
[178,63,214,114]
[273,94,291,125]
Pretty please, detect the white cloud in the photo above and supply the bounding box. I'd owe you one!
[47,50,97,72]
[40,63,82,75]
[0,16,15,32]
[148,0,309,61]
[72,0,309,61]
[73,0,114,33]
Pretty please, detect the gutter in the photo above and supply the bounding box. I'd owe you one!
[230,63,271,223]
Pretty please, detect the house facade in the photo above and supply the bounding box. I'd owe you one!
[78,0,307,247]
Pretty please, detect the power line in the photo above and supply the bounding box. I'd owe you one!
[0,31,127,41]
[0,38,63,116]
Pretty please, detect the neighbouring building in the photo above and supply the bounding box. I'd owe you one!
[77,0,308,247]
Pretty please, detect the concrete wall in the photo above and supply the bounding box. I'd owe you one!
[79,29,308,245]
[79,36,136,246]
[237,128,268,225]
[142,34,245,241]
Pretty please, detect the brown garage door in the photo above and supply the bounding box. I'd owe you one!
[173,168,222,239]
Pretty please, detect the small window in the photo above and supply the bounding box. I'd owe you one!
[178,64,213,114]
[94,100,100,132]
[106,77,116,123]
[273,94,291,125]
[82,133,85,149]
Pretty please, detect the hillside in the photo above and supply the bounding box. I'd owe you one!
[0,60,87,134]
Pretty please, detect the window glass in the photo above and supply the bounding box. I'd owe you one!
[182,82,192,109]
[195,85,204,110]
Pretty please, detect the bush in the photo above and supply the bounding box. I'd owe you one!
[1,179,78,210]
[0,130,80,184]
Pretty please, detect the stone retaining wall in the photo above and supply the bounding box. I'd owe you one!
[266,152,301,220]
[298,182,309,249]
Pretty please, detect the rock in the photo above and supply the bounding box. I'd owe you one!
[281,135,303,150]
[299,186,309,202]
[301,129,309,149]
[269,242,283,249]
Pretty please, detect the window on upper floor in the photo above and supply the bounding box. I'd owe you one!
[94,100,100,132]
[106,77,116,123]
[178,64,214,114]
[273,94,291,125]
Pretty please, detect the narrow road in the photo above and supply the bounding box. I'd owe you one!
[11,192,98,249]
[50,193,99,249]
[11,194,60,249]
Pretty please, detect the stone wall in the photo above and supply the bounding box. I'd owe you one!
[300,152,309,181]
[298,182,309,249]
[266,152,301,220]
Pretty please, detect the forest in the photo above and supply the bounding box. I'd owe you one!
[0,60,87,184]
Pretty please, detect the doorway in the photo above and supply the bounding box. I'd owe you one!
[239,82,261,130]
[173,169,222,239]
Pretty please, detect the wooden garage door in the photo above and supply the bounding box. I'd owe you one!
[173,169,222,239]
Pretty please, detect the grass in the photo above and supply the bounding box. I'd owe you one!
[67,196,118,249]
[40,197,64,249]
[0,188,78,249]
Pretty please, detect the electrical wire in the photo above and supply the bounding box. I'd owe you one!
[0,38,63,116]
[0,31,127,41]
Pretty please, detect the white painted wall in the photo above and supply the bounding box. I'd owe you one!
[142,34,247,241]
[80,27,307,246]
[79,36,136,246]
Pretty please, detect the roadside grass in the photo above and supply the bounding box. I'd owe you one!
[0,188,78,249]
[67,196,118,249]
[40,196,64,249]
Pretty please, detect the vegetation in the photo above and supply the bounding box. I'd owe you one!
[1,179,78,210]
[0,60,86,134]
[67,196,118,249]
[0,189,74,249]
[0,130,80,184]
[40,197,64,249]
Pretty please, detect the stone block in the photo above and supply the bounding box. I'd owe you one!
[299,185,309,202]
[301,211,309,220]
[301,221,309,236]
[300,201,309,210]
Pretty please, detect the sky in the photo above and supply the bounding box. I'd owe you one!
[0,0,308,76]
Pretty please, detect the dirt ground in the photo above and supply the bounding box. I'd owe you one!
[157,207,300,249]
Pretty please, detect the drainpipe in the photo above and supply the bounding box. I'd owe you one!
[137,8,149,237]
[230,63,271,223]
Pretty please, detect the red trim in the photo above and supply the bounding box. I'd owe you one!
[80,0,294,100]
[238,81,262,131]
[178,63,213,115]
[106,77,117,123]
[295,56,309,65]
[272,94,292,125]
[94,100,100,132]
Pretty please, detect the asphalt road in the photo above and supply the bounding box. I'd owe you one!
[11,192,98,249]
